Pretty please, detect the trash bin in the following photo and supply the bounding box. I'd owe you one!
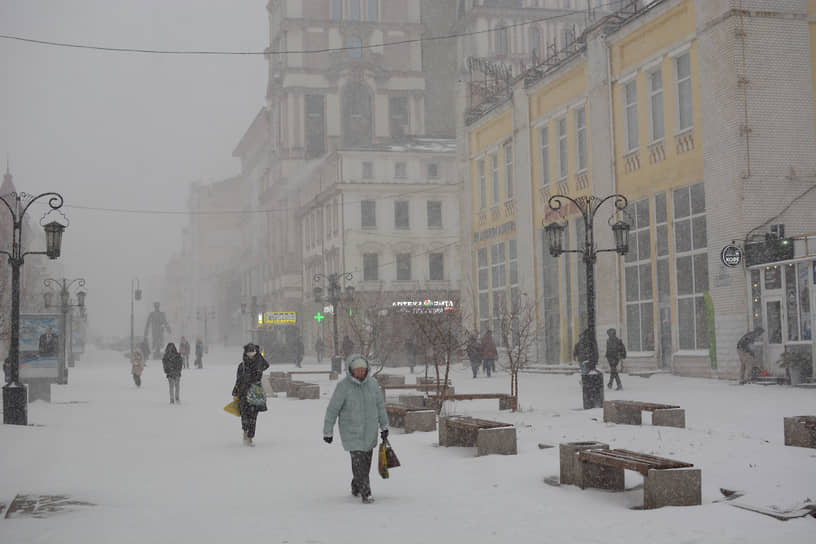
[331,355,343,375]
[581,369,604,409]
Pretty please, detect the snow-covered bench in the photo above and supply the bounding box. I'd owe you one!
[439,415,516,456]
[603,400,685,428]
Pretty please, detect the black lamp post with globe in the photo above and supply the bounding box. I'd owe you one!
[0,191,66,425]
[313,272,354,374]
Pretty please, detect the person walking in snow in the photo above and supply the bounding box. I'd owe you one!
[573,329,598,373]
[179,336,191,369]
[315,337,326,363]
[466,333,481,378]
[194,337,204,369]
[323,354,389,504]
[162,342,183,404]
[131,348,145,387]
[605,328,626,390]
[480,330,498,377]
[737,326,764,384]
[232,343,270,446]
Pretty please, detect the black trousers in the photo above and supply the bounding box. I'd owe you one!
[240,403,259,438]
[607,360,622,388]
[350,450,373,498]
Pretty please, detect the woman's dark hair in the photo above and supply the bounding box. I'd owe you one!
[243,343,259,353]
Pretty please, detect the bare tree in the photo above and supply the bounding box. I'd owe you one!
[344,289,406,376]
[495,293,539,412]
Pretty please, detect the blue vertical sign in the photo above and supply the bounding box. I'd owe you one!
[19,314,61,380]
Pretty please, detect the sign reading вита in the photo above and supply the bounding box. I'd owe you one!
[392,300,456,314]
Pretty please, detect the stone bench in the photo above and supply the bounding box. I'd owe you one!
[288,370,338,380]
[439,415,517,456]
[286,380,320,399]
[559,442,700,509]
[784,416,816,449]
[268,372,290,393]
[603,400,685,428]
[385,403,436,433]
[375,374,406,387]
[428,393,516,411]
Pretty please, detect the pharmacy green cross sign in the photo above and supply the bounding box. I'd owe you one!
[313,312,325,323]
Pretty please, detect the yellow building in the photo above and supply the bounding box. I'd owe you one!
[463,0,816,379]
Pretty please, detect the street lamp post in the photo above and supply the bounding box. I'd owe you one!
[43,278,86,382]
[313,272,354,374]
[544,194,630,407]
[0,191,66,425]
[130,279,142,365]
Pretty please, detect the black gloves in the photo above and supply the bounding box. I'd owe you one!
[380,429,389,441]
[323,436,333,444]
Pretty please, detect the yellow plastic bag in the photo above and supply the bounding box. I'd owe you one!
[223,397,240,417]
[378,441,389,479]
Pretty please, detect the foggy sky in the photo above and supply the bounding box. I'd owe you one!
[0,1,267,338]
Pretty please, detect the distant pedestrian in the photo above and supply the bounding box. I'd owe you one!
[404,339,416,374]
[480,330,498,377]
[315,337,326,363]
[466,333,481,378]
[737,326,764,384]
[232,343,269,446]
[131,348,145,387]
[294,335,305,367]
[342,335,354,359]
[162,342,183,404]
[194,338,204,369]
[323,355,389,504]
[605,329,626,390]
[573,329,598,373]
[179,336,191,369]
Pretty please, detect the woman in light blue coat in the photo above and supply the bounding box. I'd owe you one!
[323,354,389,504]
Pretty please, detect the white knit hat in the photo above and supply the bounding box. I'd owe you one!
[349,356,367,370]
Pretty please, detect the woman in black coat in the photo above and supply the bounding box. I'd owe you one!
[232,343,270,446]
[162,342,183,404]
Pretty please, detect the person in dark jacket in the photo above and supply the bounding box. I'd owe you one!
[294,335,305,367]
[573,329,598,372]
[179,336,191,369]
[194,337,204,369]
[323,355,389,504]
[737,326,764,384]
[162,342,183,404]
[232,343,270,446]
[605,328,626,390]
[480,330,498,377]
[466,333,481,378]
[315,337,326,363]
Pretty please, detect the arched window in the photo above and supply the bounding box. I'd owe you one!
[342,81,373,147]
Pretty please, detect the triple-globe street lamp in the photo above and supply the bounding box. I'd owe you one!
[313,272,354,374]
[0,191,66,425]
[43,278,86,380]
[543,193,631,372]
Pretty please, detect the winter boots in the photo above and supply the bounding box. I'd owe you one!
[242,431,254,447]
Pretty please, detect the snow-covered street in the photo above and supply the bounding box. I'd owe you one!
[1,346,814,544]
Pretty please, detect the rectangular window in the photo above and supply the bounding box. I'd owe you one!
[394,200,409,229]
[557,117,568,179]
[366,0,378,21]
[331,0,342,20]
[648,70,664,142]
[362,161,373,179]
[305,95,326,158]
[477,158,486,210]
[389,96,409,139]
[674,182,708,350]
[396,253,411,281]
[491,241,506,289]
[363,253,378,281]
[508,238,518,289]
[478,247,490,333]
[427,163,439,179]
[490,152,499,204]
[427,200,442,228]
[429,253,444,281]
[624,79,638,152]
[361,200,376,228]
[539,125,550,186]
[503,142,514,199]
[395,162,407,179]
[624,198,654,352]
[574,106,587,172]
[675,52,693,132]
[349,0,361,20]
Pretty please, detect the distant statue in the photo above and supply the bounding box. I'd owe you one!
[144,302,171,360]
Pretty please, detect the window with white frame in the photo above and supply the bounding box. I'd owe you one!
[349,0,361,20]
[395,161,407,178]
[331,0,342,19]
[427,163,439,179]
[396,253,411,281]
[478,158,486,210]
[366,0,378,21]
[478,247,490,333]
[429,252,444,281]
[675,52,693,132]
[648,69,664,142]
[363,253,379,281]
[427,200,442,228]
[361,200,376,228]
[674,182,708,350]
[509,238,519,314]
[362,161,373,179]
[624,79,638,152]
[490,152,499,204]
[575,106,587,172]
[495,23,509,56]
[491,241,507,335]
[557,117,568,179]
[624,198,654,352]
[539,125,550,186]
[503,142,514,199]
[394,200,409,229]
